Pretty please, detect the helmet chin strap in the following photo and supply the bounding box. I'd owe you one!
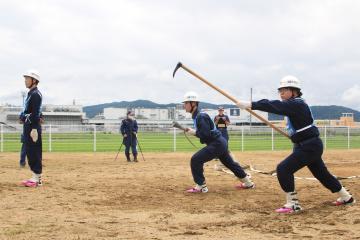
[190,102,198,114]
[28,78,37,89]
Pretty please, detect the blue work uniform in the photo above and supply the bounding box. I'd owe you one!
[19,87,43,174]
[214,114,230,142]
[120,118,138,156]
[190,109,247,185]
[252,97,342,193]
[19,134,26,166]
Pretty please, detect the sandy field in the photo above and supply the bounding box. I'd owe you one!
[0,150,359,240]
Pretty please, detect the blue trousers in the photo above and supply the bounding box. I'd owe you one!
[23,125,42,174]
[276,137,341,193]
[191,136,247,185]
[123,136,137,154]
[20,142,26,165]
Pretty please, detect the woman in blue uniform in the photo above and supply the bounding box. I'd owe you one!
[183,91,254,193]
[20,70,43,187]
[237,75,355,213]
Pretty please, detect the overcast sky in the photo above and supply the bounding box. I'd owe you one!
[1,0,359,110]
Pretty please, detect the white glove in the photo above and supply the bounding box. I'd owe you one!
[30,129,38,142]
[236,100,251,109]
[185,128,196,136]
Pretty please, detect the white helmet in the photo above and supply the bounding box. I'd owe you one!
[23,70,40,82]
[183,91,199,102]
[278,75,300,90]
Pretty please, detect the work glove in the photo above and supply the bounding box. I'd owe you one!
[185,128,196,136]
[236,100,251,109]
[30,129,38,143]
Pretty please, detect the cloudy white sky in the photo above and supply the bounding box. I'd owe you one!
[1,0,360,110]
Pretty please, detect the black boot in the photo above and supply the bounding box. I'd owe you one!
[133,153,138,162]
[125,152,131,162]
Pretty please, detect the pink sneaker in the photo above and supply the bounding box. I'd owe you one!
[186,185,208,193]
[235,182,255,190]
[332,197,355,206]
[275,205,302,213]
[186,187,202,193]
[21,180,41,187]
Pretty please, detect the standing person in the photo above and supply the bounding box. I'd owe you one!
[214,107,230,141]
[20,70,43,187]
[120,110,138,162]
[236,75,355,213]
[183,91,254,193]
[213,106,231,171]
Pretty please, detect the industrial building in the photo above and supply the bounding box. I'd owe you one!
[0,104,86,125]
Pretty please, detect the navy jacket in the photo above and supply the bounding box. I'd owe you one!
[120,118,138,136]
[214,114,230,129]
[252,97,319,143]
[192,109,221,144]
[19,87,42,127]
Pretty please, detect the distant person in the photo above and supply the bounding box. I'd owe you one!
[182,91,254,193]
[213,106,231,171]
[236,75,355,213]
[120,110,138,162]
[214,106,230,141]
[20,70,43,187]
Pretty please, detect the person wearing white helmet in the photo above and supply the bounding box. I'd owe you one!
[19,69,43,187]
[236,75,355,213]
[182,91,254,193]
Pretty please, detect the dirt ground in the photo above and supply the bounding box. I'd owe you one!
[0,150,359,240]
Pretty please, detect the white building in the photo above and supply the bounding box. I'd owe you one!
[0,104,86,125]
[103,107,176,121]
[202,108,268,125]
[98,106,268,126]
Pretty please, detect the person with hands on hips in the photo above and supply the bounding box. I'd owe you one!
[183,91,254,193]
[20,70,43,187]
[236,75,355,213]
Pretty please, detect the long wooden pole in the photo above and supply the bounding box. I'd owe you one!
[178,63,290,139]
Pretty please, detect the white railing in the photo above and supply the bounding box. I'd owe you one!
[0,124,359,152]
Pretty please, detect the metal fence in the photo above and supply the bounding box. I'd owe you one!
[1,124,360,152]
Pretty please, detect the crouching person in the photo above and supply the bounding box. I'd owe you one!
[182,91,254,193]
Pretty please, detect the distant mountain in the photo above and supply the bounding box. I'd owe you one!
[84,100,360,121]
[83,100,235,118]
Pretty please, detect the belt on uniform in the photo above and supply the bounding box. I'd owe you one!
[295,136,319,146]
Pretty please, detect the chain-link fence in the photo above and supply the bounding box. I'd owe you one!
[1,124,360,152]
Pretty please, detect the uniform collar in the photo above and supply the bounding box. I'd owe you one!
[192,108,199,119]
[28,87,38,94]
